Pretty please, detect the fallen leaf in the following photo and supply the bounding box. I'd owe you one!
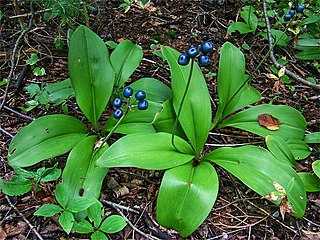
[0,225,7,240]
[265,73,279,80]
[258,114,282,130]
[279,197,296,220]
[302,230,320,240]
[5,221,28,237]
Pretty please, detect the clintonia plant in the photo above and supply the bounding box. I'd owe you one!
[3,25,316,237]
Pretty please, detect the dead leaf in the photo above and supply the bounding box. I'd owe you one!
[5,221,28,237]
[265,73,279,80]
[0,225,7,240]
[278,67,286,77]
[279,197,296,220]
[271,180,286,193]
[302,230,320,240]
[258,114,282,130]
[263,191,285,201]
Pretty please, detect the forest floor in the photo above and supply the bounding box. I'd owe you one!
[0,0,319,239]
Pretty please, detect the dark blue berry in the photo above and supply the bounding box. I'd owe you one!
[296,4,304,13]
[92,7,98,15]
[113,97,123,108]
[138,100,148,110]
[284,13,292,22]
[123,87,133,98]
[186,46,199,59]
[289,9,296,17]
[198,55,209,66]
[178,53,190,66]
[135,90,146,100]
[200,41,214,55]
[113,109,123,119]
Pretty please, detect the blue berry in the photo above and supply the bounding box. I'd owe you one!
[284,13,292,22]
[198,55,209,66]
[296,4,304,13]
[123,87,133,98]
[113,109,123,119]
[178,53,190,66]
[200,41,214,55]
[92,7,98,15]
[113,97,123,108]
[186,46,199,59]
[135,90,146,100]
[138,100,148,110]
[289,9,295,17]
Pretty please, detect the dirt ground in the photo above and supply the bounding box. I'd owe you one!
[0,0,319,239]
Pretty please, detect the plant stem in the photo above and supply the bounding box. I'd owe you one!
[171,59,194,152]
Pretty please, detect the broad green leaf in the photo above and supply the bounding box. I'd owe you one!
[218,104,306,141]
[100,215,127,234]
[44,78,75,104]
[59,211,74,234]
[69,25,114,129]
[266,135,296,167]
[295,49,320,60]
[111,40,143,87]
[162,46,212,156]
[88,201,104,228]
[62,136,96,204]
[0,176,32,196]
[26,84,40,98]
[13,167,37,179]
[241,6,258,31]
[128,77,172,102]
[34,204,63,217]
[286,139,311,160]
[227,22,253,35]
[157,161,219,237]
[40,166,61,182]
[66,197,96,213]
[8,114,88,167]
[213,43,260,127]
[102,101,161,134]
[91,231,108,240]
[260,29,291,47]
[205,146,306,217]
[298,173,320,192]
[96,133,194,170]
[152,99,186,139]
[312,160,320,178]
[304,132,320,144]
[295,39,320,49]
[55,183,69,208]
[73,219,94,234]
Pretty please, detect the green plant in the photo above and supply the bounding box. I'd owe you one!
[227,6,259,35]
[5,25,312,238]
[26,53,46,77]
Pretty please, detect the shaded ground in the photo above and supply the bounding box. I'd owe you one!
[0,0,319,239]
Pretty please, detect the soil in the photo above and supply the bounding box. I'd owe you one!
[0,0,319,239]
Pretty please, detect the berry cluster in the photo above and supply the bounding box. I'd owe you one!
[178,41,214,66]
[284,4,305,21]
[112,87,148,119]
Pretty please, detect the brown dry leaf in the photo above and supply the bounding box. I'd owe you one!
[302,230,320,240]
[265,73,279,80]
[271,180,286,193]
[5,221,28,237]
[279,197,296,220]
[258,114,282,130]
[263,191,285,201]
[0,225,7,240]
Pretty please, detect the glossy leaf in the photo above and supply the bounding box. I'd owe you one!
[66,197,96,213]
[34,204,63,217]
[312,160,320,178]
[55,183,69,209]
[0,176,32,196]
[218,104,306,141]
[213,43,260,127]
[73,219,94,234]
[91,231,108,240]
[129,77,172,102]
[205,146,306,217]
[286,139,311,160]
[157,161,219,237]
[59,211,74,234]
[162,46,211,156]
[298,173,320,192]
[304,132,320,144]
[96,133,194,170]
[100,215,127,234]
[69,25,114,129]
[111,40,143,87]
[88,201,104,228]
[8,114,88,168]
[266,135,296,167]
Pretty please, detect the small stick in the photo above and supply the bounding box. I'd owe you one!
[3,105,34,121]
[5,195,44,240]
[0,126,14,138]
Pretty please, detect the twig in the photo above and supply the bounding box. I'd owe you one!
[9,9,51,19]
[206,228,247,240]
[5,195,44,240]
[262,0,320,91]
[0,126,14,138]
[0,12,34,109]
[3,105,34,121]
[102,200,158,240]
